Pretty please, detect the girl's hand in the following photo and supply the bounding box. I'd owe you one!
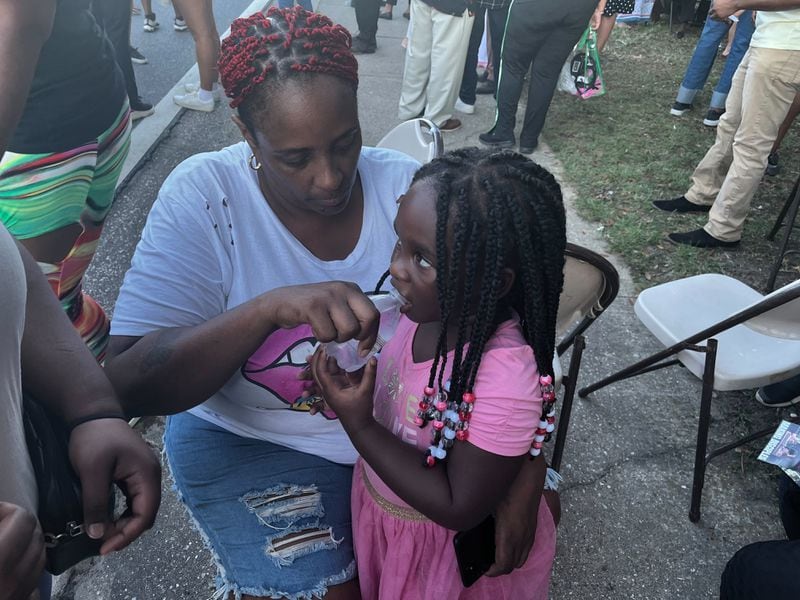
[310,348,377,435]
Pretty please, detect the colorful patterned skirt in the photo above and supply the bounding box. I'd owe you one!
[0,103,131,361]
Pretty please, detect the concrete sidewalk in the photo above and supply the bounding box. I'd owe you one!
[61,2,789,597]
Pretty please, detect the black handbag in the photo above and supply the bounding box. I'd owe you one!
[22,392,113,575]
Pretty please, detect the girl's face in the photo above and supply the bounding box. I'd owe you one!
[236,75,362,218]
[389,180,441,324]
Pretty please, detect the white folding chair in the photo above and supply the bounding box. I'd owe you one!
[580,275,800,521]
[376,118,444,164]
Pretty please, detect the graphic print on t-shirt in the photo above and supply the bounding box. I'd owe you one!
[241,325,336,419]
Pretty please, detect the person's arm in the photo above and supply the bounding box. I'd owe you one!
[0,0,55,161]
[486,454,546,576]
[711,0,800,19]
[106,282,381,416]
[591,0,608,29]
[311,351,536,531]
[17,240,161,554]
[0,503,45,600]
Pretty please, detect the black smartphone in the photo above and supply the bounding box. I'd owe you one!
[452,514,496,588]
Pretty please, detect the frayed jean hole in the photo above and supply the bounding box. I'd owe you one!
[240,484,325,529]
[264,526,343,568]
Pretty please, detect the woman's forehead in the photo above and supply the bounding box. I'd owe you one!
[254,78,359,146]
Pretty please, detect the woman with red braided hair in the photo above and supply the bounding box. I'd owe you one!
[106,7,548,599]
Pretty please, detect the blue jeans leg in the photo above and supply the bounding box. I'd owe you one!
[710,10,755,109]
[676,17,730,106]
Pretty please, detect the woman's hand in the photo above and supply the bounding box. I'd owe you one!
[710,0,739,20]
[310,348,377,436]
[486,456,546,576]
[69,419,161,555]
[263,282,380,355]
[591,0,607,28]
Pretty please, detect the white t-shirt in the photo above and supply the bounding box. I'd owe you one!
[112,143,419,465]
[0,225,37,513]
[750,9,800,51]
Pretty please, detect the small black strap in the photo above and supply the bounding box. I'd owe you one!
[67,413,127,433]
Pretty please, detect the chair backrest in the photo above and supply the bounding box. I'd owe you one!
[376,118,444,164]
[744,278,800,340]
[556,243,620,355]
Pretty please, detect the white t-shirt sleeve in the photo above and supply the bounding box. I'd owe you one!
[111,184,229,336]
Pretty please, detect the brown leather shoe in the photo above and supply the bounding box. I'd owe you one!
[439,118,462,132]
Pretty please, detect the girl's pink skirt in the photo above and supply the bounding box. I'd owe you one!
[351,461,556,600]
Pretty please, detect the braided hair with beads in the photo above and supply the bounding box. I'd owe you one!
[409,148,566,466]
[218,6,359,131]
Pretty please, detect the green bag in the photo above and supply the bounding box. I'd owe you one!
[568,28,606,99]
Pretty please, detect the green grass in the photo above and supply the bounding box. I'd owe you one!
[543,22,800,291]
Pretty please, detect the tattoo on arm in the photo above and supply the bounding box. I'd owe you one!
[140,329,179,375]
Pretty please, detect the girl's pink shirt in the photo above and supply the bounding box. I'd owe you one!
[364,314,543,509]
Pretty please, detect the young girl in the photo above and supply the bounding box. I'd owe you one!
[311,148,566,599]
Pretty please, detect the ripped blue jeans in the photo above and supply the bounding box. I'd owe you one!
[164,412,356,600]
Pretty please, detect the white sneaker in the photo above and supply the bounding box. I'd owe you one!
[174,17,189,31]
[183,83,222,103]
[454,98,475,115]
[173,90,215,112]
[143,15,160,32]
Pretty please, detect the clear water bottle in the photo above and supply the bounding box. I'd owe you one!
[325,288,405,372]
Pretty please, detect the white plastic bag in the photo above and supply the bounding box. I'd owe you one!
[557,59,578,96]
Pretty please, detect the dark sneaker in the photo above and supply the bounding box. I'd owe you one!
[130,46,148,64]
[756,373,800,408]
[670,101,692,116]
[439,118,462,132]
[652,196,711,213]
[351,36,377,54]
[130,98,154,121]
[378,10,392,19]
[703,108,725,127]
[518,144,537,155]
[766,152,780,176]
[479,131,515,148]
[667,229,740,248]
[143,13,160,32]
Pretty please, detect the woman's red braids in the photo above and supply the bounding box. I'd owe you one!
[219,6,359,109]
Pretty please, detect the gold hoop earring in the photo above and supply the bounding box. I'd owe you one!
[249,154,262,171]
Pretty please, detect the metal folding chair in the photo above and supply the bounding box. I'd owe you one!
[550,243,620,472]
[578,275,800,521]
[766,170,800,292]
[376,118,444,164]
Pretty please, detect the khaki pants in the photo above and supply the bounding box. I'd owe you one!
[398,0,473,127]
[685,47,800,241]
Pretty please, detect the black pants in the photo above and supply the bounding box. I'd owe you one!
[353,0,382,43]
[719,475,800,600]
[91,0,141,104]
[493,0,596,147]
[459,5,509,105]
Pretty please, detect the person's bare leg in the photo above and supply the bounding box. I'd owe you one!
[771,92,800,154]
[596,14,616,52]
[172,0,219,90]
[141,0,152,15]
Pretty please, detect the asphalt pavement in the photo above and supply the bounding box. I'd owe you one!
[54,1,793,597]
